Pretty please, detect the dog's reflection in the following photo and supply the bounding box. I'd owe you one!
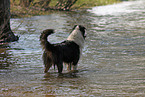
[44,70,79,79]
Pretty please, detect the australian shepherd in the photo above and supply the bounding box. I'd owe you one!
[40,25,86,73]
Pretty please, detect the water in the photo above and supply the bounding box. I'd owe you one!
[1,0,145,96]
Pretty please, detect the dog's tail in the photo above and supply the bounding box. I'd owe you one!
[40,29,54,51]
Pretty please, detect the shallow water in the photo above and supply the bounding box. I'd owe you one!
[1,0,145,96]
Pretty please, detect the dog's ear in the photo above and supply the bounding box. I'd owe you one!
[74,25,78,28]
[69,25,78,34]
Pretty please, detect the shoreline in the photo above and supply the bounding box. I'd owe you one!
[10,0,121,18]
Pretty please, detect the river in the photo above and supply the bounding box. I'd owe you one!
[0,0,145,96]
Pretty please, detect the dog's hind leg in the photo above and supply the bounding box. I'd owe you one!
[44,64,52,73]
[43,52,52,73]
[72,65,77,70]
[72,61,79,71]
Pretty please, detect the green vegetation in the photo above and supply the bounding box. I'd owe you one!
[75,0,120,8]
[46,0,120,8]
[11,0,121,18]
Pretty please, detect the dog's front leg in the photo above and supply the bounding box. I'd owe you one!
[72,65,77,70]
[57,62,63,73]
[67,63,72,71]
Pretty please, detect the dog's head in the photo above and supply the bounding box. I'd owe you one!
[72,25,87,39]
[67,25,86,50]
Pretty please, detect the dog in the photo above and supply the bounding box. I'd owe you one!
[40,25,86,73]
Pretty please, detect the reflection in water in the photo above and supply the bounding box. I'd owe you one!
[0,44,13,70]
[1,0,145,96]
[42,72,89,97]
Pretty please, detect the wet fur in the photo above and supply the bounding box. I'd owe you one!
[40,25,86,73]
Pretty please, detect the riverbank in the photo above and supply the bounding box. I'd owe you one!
[10,0,121,18]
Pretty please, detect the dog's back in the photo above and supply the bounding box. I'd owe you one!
[58,40,80,64]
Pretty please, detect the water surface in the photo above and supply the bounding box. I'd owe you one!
[1,0,145,96]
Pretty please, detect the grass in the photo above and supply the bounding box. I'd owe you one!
[48,0,120,8]
[75,0,120,8]
[10,0,121,18]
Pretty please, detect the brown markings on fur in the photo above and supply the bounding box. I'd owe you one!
[44,64,52,73]
[43,51,53,73]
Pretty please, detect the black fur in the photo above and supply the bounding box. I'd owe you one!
[40,25,85,73]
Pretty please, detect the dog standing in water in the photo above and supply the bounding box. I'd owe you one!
[40,25,86,73]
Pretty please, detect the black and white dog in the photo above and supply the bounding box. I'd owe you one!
[40,25,86,73]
